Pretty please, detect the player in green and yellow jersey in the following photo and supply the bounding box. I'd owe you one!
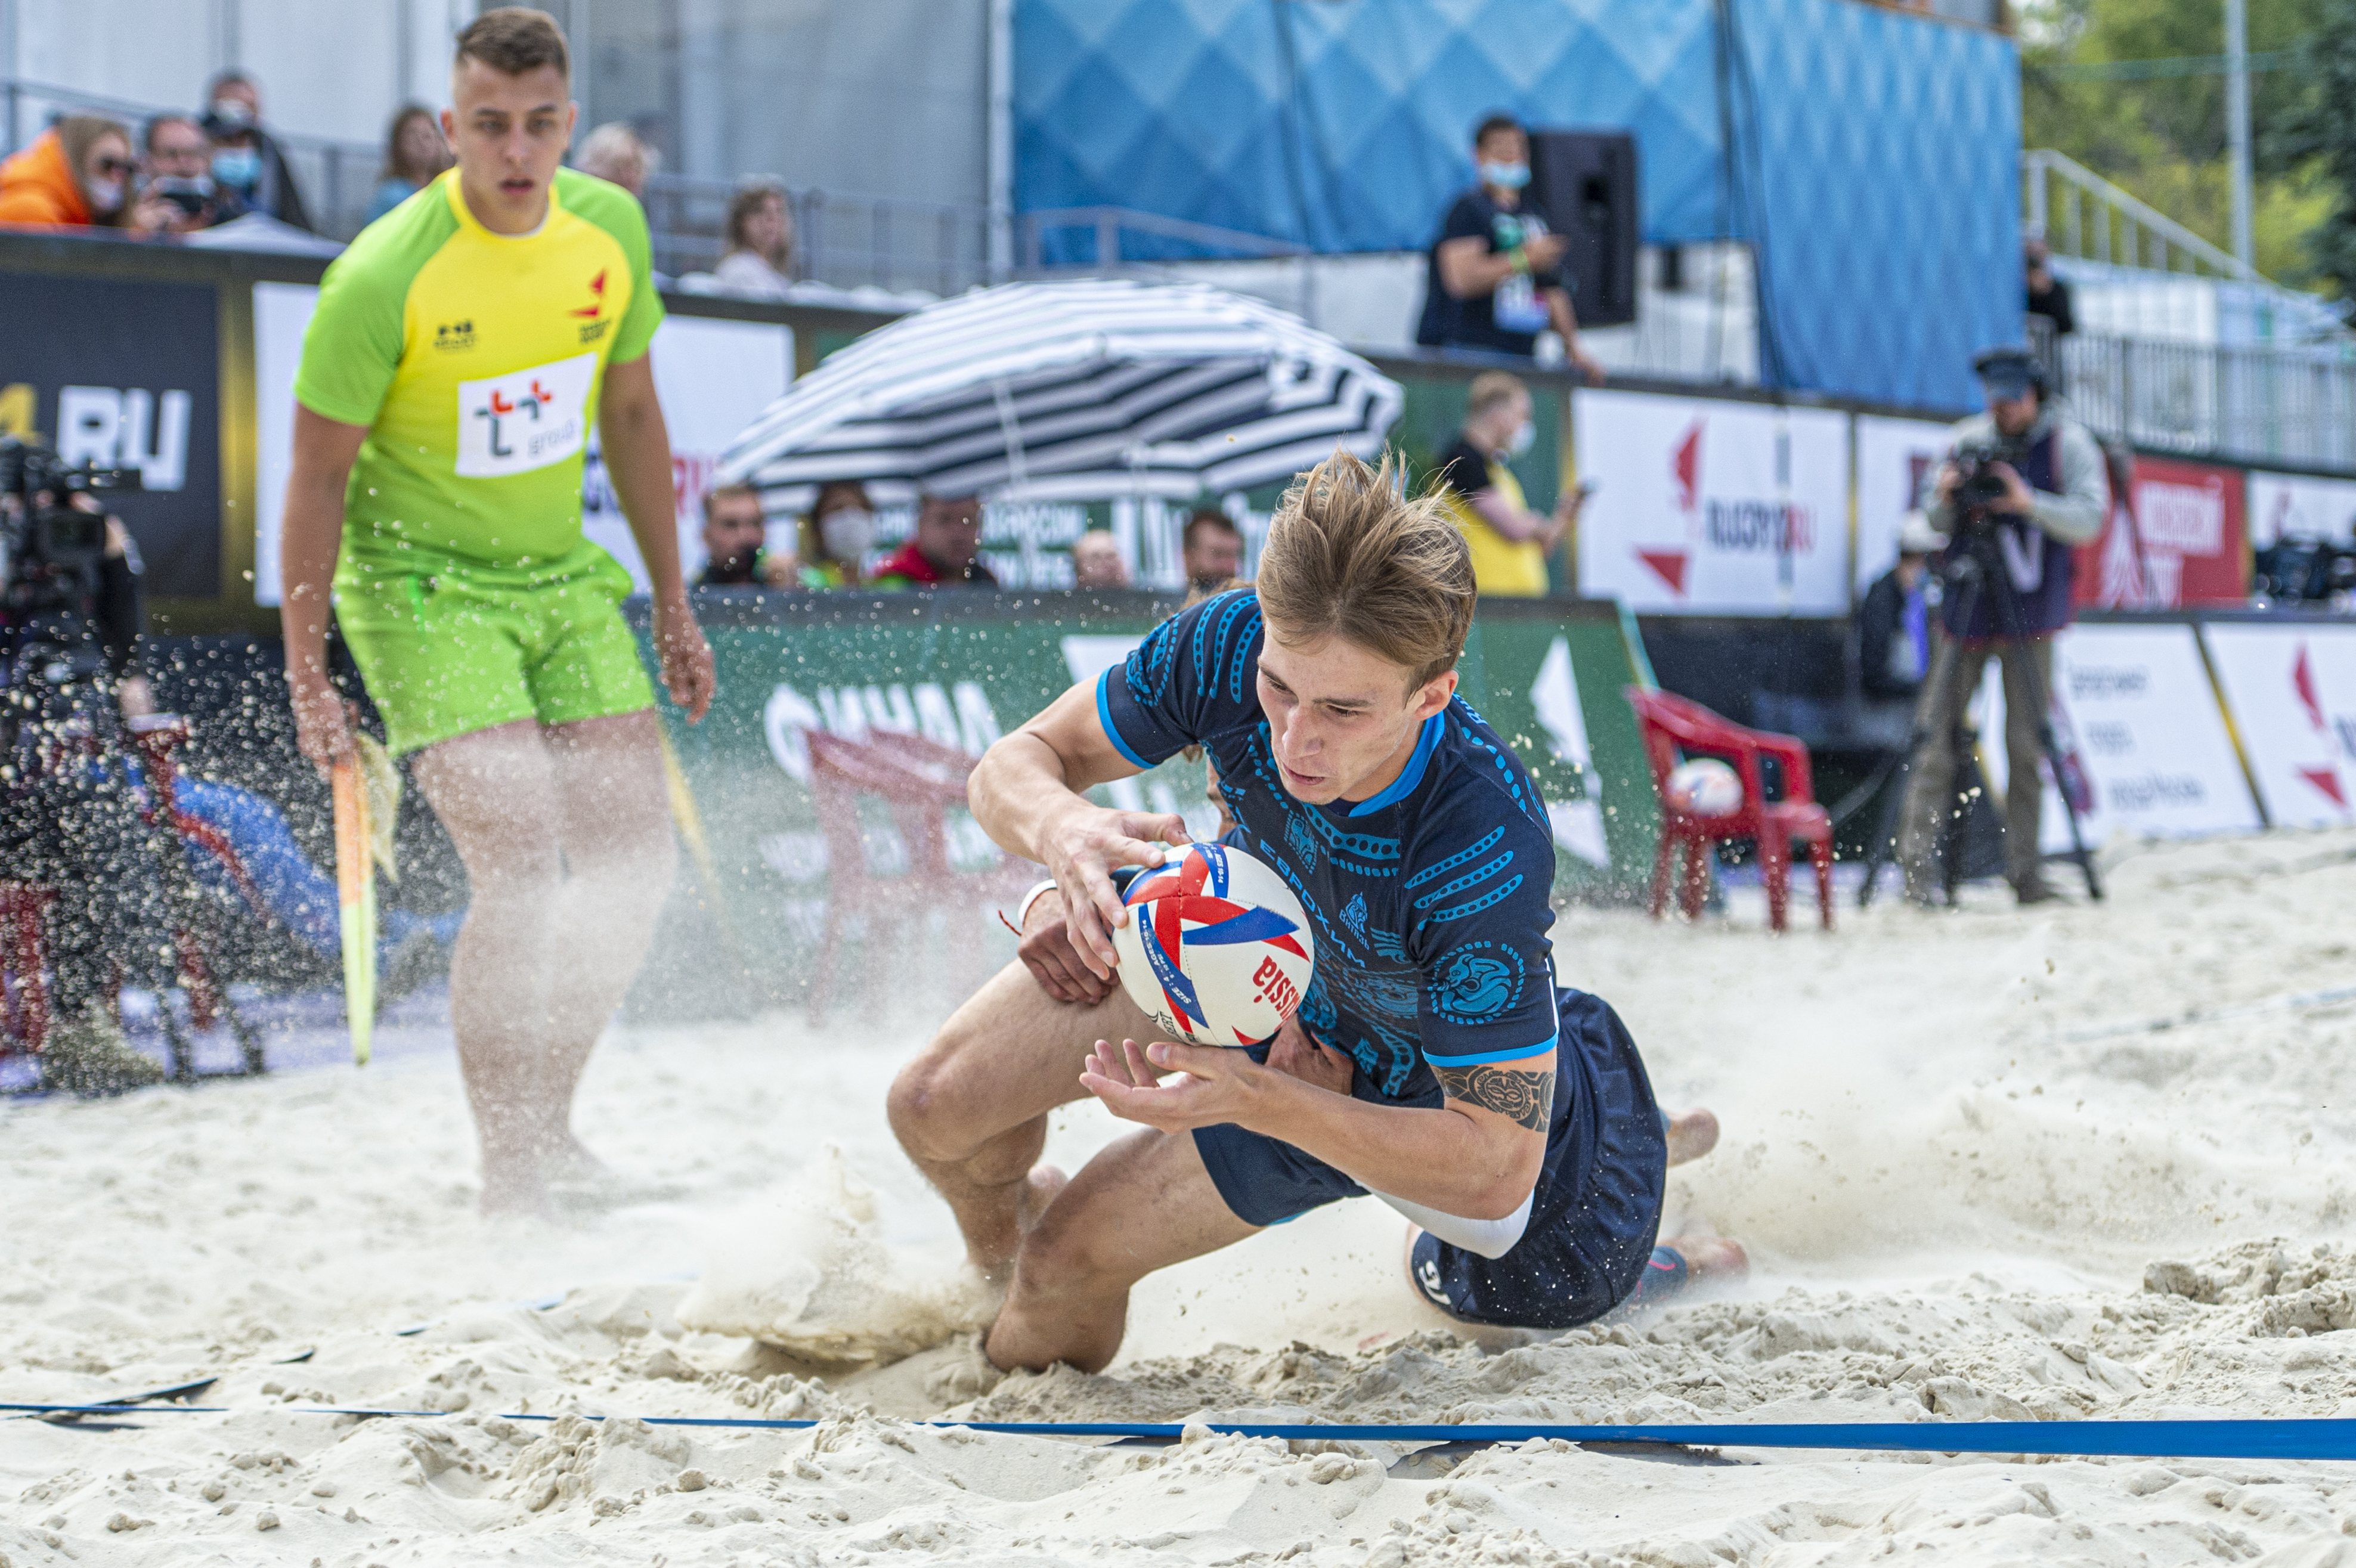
[278,7,715,1214]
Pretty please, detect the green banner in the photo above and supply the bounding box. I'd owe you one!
[634,593,1655,1008]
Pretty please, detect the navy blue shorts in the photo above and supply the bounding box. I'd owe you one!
[1193,988,1670,1330]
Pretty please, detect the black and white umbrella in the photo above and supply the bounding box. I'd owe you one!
[714,279,1403,510]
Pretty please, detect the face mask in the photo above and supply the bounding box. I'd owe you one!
[87,178,125,213]
[153,174,215,197]
[820,508,876,562]
[1479,160,1530,190]
[212,147,260,188]
[1506,420,1536,457]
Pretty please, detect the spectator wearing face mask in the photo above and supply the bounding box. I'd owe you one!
[1434,370,1576,597]
[138,113,243,233]
[710,178,794,300]
[694,482,795,588]
[366,104,452,224]
[200,70,312,231]
[798,481,879,588]
[0,115,143,231]
[1417,113,1603,384]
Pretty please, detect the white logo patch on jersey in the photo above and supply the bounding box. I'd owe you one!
[454,352,597,478]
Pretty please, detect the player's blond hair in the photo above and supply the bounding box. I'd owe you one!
[1255,447,1475,694]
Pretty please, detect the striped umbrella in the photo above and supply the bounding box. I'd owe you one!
[714,278,1403,510]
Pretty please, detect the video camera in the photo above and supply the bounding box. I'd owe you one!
[0,434,141,611]
[1946,435,2032,523]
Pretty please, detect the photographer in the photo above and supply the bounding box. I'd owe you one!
[1,441,169,1092]
[1896,347,2106,907]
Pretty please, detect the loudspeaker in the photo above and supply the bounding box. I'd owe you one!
[1528,129,1640,329]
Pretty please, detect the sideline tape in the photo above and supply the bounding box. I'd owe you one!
[8,1405,2356,1461]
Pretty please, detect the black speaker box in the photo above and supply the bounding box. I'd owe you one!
[1528,129,1639,329]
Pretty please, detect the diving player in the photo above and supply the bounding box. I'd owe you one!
[891,449,1741,1371]
[278,8,714,1213]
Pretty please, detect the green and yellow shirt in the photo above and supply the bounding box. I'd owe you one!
[295,167,662,577]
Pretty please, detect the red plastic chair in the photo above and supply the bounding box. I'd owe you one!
[1625,687,1834,932]
[803,729,1040,1023]
[0,884,58,1058]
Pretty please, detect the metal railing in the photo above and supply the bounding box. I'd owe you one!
[3,76,382,241]
[2038,317,2356,470]
[1015,207,1309,271]
[644,173,995,296]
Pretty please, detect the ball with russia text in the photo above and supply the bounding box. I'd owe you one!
[1112,841,1315,1047]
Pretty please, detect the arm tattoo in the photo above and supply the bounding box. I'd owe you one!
[1433,1063,1555,1132]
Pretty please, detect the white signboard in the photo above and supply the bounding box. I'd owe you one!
[1853,413,1956,593]
[2201,622,2356,827]
[251,283,791,604]
[2247,469,2356,547]
[1976,622,2261,851]
[1573,391,1851,614]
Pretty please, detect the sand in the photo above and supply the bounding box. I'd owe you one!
[7,827,2356,1566]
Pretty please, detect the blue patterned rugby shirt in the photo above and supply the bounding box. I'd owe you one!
[1098,590,1561,1101]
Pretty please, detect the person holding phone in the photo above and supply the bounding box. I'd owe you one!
[1432,370,1585,597]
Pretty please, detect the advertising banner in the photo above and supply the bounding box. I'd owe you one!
[1574,391,1851,615]
[1975,622,2261,851]
[2248,469,2356,547]
[252,284,791,605]
[640,599,1657,1006]
[2078,454,2247,609]
[2200,622,2356,828]
[0,271,221,597]
[1853,413,1956,593]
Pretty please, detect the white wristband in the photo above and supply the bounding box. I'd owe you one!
[1013,879,1060,932]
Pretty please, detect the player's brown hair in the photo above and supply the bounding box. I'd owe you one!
[1255,447,1474,694]
[456,7,571,80]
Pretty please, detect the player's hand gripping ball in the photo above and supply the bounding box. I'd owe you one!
[1663,756,1744,819]
[1112,842,1315,1047]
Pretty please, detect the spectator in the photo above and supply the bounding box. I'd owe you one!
[1432,370,1577,597]
[1182,508,1244,593]
[1071,529,1129,590]
[366,104,451,224]
[797,480,877,588]
[1416,112,1604,382]
[694,482,795,588]
[710,178,794,300]
[1858,510,1942,700]
[138,114,244,233]
[2024,233,2074,340]
[200,70,312,231]
[0,115,139,231]
[576,122,655,199]
[1897,346,2107,906]
[872,494,998,588]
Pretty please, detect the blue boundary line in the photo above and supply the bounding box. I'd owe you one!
[7,1405,2356,1460]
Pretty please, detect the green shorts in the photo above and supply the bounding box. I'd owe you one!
[333,540,655,756]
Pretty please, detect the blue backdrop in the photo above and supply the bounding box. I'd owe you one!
[1016,0,2020,410]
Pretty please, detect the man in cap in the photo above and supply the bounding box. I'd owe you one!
[1858,510,1943,701]
[1897,346,2107,906]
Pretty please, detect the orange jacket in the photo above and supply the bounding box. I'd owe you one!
[0,129,94,228]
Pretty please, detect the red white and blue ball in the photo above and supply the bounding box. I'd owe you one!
[1664,757,1744,819]
[1112,842,1315,1047]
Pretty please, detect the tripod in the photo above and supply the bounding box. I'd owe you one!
[1857,522,2103,907]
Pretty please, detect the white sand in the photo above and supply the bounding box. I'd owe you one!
[8,828,2356,1566]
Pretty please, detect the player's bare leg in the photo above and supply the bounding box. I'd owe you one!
[412,714,676,1214]
[987,1127,1258,1372]
[888,958,1156,1280]
[1666,1107,1720,1166]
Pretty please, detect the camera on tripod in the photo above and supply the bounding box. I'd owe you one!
[1946,438,2030,524]
[1,433,141,614]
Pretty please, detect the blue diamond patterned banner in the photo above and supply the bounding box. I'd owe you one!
[1016,0,2020,408]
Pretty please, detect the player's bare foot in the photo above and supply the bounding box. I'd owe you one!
[541,1133,610,1185]
[478,1154,552,1219]
[1661,1232,1748,1282]
[1665,1108,1720,1167]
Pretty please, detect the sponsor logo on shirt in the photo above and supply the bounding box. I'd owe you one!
[570,268,607,319]
[455,352,597,478]
[433,319,476,351]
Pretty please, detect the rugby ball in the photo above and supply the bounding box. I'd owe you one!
[1112,842,1315,1047]
[1664,757,1744,818]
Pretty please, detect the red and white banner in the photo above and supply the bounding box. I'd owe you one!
[1853,413,1954,593]
[1573,391,1850,614]
[1976,622,2262,851]
[2248,469,2356,547]
[2076,454,2247,610]
[2200,622,2356,827]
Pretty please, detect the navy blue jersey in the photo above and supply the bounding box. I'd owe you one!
[1098,590,1560,1100]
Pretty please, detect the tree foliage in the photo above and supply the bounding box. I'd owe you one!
[2265,0,2356,295]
